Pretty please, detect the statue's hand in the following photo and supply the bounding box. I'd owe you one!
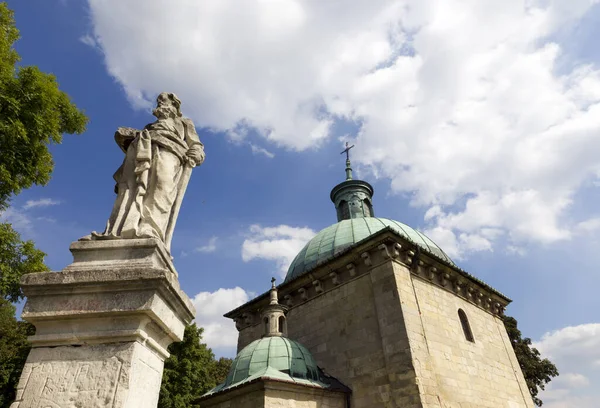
[115,127,139,153]
[186,146,205,167]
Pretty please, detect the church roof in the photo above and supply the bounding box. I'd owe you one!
[203,337,333,396]
[284,217,454,283]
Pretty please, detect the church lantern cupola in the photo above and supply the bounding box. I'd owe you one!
[261,278,288,337]
[330,142,375,222]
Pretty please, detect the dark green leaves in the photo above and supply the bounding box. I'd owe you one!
[0,223,48,302]
[159,324,233,408]
[0,4,87,406]
[0,2,88,210]
[0,300,34,408]
[503,315,559,406]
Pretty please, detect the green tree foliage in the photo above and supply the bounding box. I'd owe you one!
[0,2,87,210]
[0,300,34,408]
[159,324,233,408]
[0,0,85,297]
[0,3,88,407]
[213,357,233,385]
[0,223,48,302]
[503,315,559,406]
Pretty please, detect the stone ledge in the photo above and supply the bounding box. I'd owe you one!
[29,328,170,359]
[21,238,195,323]
[22,267,195,325]
[66,238,177,275]
[20,238,196,360]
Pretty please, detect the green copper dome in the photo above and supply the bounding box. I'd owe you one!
[285,217,454,283]
[204,337,326,396]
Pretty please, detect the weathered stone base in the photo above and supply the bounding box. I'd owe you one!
[11,342,163,407]
[11,239,195,408]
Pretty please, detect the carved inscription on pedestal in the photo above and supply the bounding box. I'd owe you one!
[15,357,125,408]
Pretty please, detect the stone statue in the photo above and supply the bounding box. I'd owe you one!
[83,92,205,251]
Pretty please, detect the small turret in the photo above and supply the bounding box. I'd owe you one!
[261,278,288,337]
[331,142,375,221]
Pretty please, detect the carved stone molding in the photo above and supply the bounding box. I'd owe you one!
[329,272,340,286]
[227,235,511,325]
[361,251,372,266]
[313,280,324,294]
[346,263,356,277]
[378,242,400,259]
[428,267,438,281]
[298,287,308,301]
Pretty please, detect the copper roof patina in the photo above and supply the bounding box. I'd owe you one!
[203,337,330,397]
[285,217,455,283]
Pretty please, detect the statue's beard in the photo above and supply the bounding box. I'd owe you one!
[153,106,175,119]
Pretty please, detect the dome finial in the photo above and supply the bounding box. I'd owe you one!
[340,142,355,181]
[269,278,278,305]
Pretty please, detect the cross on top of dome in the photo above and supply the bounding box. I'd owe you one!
[340,141,355,181]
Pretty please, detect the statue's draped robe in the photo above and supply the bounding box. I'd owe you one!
[99,117,203,250]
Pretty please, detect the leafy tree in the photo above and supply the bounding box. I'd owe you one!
[503,315,559,406]
[0,1,87,209]
[213,357,233,385]
[0,0,85,295]
[0,3,87,407]
[159,324,232,408]
[0,223,48,302]
[0,300,34,408]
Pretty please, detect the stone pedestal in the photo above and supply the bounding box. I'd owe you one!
[11,239,196,408]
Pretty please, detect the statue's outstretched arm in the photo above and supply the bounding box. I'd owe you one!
[114,127,139,154]
[182,118,205,167]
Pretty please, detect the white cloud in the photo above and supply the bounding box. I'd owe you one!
[575,217,600,234]
[79,34,99,48]
[35,216,57,223]
[545,395,598,408]
[241,224,316,277]
[1,199,62,233]
[534,323,600,407]
[192,287,250,351]
[23,198,61,210]
[86,0,600,256]
[195,236,218,253]
[249,143,275,159]
[0,207,32,230]
[506,245,526,257]
[535,324,600,363]
[555,373,590,388]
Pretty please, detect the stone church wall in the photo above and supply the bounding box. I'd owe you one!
[233,247,533,408]
[200,381,347,408]
[237,320,262,352]
[410,277,534,408]
[200,386,265,407]
[285,260,424,408]
[264,385,347,408]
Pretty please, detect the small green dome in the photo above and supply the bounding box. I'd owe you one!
[206,337,324,395]
[285,217,454,283]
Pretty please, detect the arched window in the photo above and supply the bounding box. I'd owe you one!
[363,198,373,217]
[278,316,286,335]
[458,309,474,342]
[339,200,350,220]
[264,317,269,334]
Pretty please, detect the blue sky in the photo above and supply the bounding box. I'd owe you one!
[5,1,600,406]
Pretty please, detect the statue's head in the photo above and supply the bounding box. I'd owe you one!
[153,92,182,119]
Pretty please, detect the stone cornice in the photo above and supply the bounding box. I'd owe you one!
[226,228,511,329]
